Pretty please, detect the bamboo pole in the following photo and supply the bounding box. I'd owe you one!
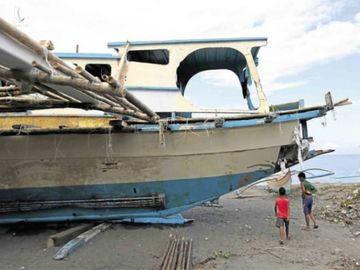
[0,67,159,121]
[0,86,19,92]
[75,66,100,82]
[103,74,122,89]
[0,90,21,97]
[102,74,158,120]
[0,96,151,121]
[52,62,82,79]
[0,97,70,106]
[32,61,52,74]
[95,103,151,121]
[81,90,125,108]
[0,67,121,97]
[122,90,159,120]
[106,75,121,88]
[0,17,72,70]
[33,83,81,103]
[32,86,68,101]
[185,239,192,270]
[105,94,140,112]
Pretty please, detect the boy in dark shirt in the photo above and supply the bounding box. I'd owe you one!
[298,172,319,230]
[274,187,290,245]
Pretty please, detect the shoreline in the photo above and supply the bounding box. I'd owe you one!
[0,182,359,270]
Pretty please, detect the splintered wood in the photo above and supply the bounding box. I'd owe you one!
[160,236,193,270]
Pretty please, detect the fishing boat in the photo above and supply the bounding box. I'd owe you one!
[0,18,350,223]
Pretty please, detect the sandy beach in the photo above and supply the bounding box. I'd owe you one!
[0,183,359,270]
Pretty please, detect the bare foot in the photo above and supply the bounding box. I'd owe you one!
[302,226,311,231]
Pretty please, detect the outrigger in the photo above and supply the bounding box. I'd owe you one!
[0,17,350,223]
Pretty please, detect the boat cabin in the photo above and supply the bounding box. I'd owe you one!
[55,37,270,116]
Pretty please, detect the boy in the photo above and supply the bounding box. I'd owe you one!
[298,172,318,230]
[274,187,290,245]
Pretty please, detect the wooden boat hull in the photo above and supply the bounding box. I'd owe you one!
[0,119,297,223]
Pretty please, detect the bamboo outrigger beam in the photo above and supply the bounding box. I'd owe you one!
[0,67,159,121]
[75,66,100,83]
[0,96,152,121]
[105,94,141,112]
[32,60,52,74]
[0,17,71,70]
[0,17,159,121]
[0,90,21,97]
[32,89,67,101]
[0,86,20,92]
[33,83,81,103]
[52,62,83,79]
[80,89,125,108]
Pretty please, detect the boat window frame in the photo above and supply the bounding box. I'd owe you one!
[127,49,170,65]
[84,63,112,82]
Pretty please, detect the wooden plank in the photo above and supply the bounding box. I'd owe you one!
[47,223,94,248]
[53,223,111,260]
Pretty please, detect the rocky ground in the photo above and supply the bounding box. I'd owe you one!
[0,183,359,270]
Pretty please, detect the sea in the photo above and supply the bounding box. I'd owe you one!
[292,154,360,184]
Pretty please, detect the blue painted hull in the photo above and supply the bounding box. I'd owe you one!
[0,170,272,223]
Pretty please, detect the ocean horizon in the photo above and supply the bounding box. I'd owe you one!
[292,153,360,184]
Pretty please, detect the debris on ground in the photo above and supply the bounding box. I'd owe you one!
[159,235,193,270]
[212,249,232,259]
[315,184,360,237]
[326,254,360,270]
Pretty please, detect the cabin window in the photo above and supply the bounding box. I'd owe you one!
[184,69,250,110]
[127,49,169,65]
[85,64,112,81]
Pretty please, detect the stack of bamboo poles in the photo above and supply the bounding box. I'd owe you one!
[160,236,193,270]
[0,86,22,97]
[0,17,159,122]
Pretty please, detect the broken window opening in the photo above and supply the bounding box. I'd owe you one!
[127,49,169,65]
[85,64,112,82]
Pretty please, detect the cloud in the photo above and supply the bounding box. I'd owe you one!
[0,0,360,93]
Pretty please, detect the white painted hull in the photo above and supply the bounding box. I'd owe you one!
[0,121,297,190]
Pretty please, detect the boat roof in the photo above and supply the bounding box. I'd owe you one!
[55,53,120,60]
[107,37,268,48]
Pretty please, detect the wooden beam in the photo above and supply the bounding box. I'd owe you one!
[117,42,130,84]
[47,224,94,248]
[53,223,111,260]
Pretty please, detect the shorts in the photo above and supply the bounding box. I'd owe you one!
[276,217,289,228]
[303,195,313,215]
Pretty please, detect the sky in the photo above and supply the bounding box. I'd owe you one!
[0,0,359,154]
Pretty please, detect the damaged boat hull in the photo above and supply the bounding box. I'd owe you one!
[0,119,297,223]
